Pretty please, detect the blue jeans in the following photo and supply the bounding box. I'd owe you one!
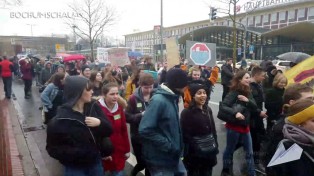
[223,128,255,176]
[111,170,124,176]
[148,159,187,176]
[64,159,104,176]
[2,77,12,98]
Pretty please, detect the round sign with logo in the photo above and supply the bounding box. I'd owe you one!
[190,43,211,65]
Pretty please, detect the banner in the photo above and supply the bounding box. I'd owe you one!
[165,37,180,69]
[108,48,130,67]
[284,56,314,88]
[96,47,109,63]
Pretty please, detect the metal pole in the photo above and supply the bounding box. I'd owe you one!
[160,0,164,62]
[30,25,33,37]
[243,25,247,60]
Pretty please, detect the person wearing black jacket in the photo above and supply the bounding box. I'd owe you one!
[249,66,268,173]
[125,73,154,176]
[46,76,113,176]
[181,83,218,176]
[221,58,234,100]
[265,73,287,130]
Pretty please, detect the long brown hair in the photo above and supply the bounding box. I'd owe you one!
[229,70,251,97]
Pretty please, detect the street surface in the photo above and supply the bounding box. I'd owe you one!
[11,79,251,176]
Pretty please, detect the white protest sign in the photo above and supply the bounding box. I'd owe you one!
[97,47,109,63]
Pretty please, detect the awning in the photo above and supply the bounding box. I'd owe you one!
[262,22,314,42]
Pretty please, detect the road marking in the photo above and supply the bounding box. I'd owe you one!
[209,101,219,106]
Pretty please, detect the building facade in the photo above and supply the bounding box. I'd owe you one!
[124,0,314,60]
[0,36,70,57]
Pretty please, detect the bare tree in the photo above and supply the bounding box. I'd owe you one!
[67,0,116,60]
[0,0,22,9]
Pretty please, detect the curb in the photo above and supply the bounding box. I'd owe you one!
[11,93,50,176]
[0,78,24,176]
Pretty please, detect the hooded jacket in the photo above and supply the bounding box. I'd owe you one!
[46,76,113,167]
[40,62,52,85]
[19,59,33,80]
[139,84,183,168]
[46,105,111,167]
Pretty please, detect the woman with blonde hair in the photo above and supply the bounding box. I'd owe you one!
[265,73,288,130]
[124,68,143,100]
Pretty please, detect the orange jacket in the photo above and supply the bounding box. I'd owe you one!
[183,66,219,108]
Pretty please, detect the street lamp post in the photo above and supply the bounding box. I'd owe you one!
[160,0,164,62]
[72,25,77,50]
[26,24,34,36]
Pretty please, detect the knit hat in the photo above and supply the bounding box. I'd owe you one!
[63,76,89,107]
[81,65,90,72]
[166,68,188,89]
[189,83,207,97]
[58,64,65,69]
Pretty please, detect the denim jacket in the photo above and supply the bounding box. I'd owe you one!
[41,83,60,112]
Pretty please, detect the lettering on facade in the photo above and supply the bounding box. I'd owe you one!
[242,0,297,12]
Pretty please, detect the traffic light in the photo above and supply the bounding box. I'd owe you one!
[210,7,218,20]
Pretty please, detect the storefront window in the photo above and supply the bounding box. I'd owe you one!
[298,8,305,18]
[271,12,277,22]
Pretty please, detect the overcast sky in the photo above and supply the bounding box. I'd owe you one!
[0,0,249,39]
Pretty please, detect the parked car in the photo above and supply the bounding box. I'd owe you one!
[216,60,225,71]
[272,60,291,72]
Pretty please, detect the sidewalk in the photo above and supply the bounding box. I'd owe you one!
[0,78,25,176]
[0,78,38,176]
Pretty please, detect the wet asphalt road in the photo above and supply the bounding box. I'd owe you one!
[11,79,254,176]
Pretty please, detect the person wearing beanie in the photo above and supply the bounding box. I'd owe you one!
[267,99,314,176]
[139,68,188,176]
[80,65,91,79]
[181,83,218,176]
[183,66,217,108]
[46,76,113,176]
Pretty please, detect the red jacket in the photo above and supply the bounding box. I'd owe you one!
[98,102,130,171]
[0,60,13,77]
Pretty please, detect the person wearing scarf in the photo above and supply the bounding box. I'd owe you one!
[270,99,314,176]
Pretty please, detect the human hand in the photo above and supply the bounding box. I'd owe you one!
[238,95,249,102]
[102,156,112,161]
[125,153,130,159]
[260,111,268,118]
[235,112,245,120]
[141,111,145,116]
[85,117,101,127]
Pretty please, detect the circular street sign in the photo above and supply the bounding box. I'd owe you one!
[190,43,211,65]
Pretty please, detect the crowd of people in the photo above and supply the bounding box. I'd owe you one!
[0,54,314,176]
